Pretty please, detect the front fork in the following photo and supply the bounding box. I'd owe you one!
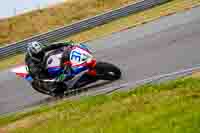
[86,59,97,77]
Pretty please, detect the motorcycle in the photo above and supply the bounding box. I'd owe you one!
[11,44,121,97]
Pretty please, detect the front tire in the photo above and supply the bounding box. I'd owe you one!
[95,62,121,81]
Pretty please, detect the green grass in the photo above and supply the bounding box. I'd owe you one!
[1,77,200,132]
[0,0,137,46]
[0,54,24,70]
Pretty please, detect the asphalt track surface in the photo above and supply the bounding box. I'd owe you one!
[1,6,200,115]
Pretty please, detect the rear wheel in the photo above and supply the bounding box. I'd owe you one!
[31,80,52,96]
[31,80,65,97]
[95,62,121,81]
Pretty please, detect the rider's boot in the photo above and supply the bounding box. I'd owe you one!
[51,82,67,98]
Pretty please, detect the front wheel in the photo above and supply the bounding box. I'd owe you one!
[95,62,121,81]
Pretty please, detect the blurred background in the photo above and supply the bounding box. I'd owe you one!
[0,0,66,19]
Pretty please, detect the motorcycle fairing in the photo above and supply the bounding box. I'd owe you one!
[70,46,93,67]
[11,44,94,82]
[11,65,28,77]
[47,45,93,77]
[10,65,33,81]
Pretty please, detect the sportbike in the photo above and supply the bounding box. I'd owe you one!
[11,44,121,97]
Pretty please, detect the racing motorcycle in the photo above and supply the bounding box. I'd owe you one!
[11,44,121,97]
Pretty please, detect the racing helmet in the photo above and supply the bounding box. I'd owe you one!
[27,41,44,61]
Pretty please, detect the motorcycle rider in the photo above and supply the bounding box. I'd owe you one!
[25,41,76,96]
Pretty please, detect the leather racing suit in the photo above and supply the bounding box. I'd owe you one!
[25,41,74,95]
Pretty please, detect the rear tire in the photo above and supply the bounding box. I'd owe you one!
[31,80,52,96]
[95,62,121,81]
[31,80,65,97]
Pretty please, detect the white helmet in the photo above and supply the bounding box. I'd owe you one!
[27,41,44,62]
[27,41,43,54]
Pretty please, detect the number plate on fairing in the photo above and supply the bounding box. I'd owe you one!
[70,47,93,67]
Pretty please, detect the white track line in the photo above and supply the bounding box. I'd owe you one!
[86,65,200,95]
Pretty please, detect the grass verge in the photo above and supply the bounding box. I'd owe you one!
[0,0,137,46]
[1,77,200,132]
[1,0,200,71]
[66,0,200,42]
[0,54,25,70]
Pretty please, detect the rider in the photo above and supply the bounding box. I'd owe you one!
[25,40,76,96]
